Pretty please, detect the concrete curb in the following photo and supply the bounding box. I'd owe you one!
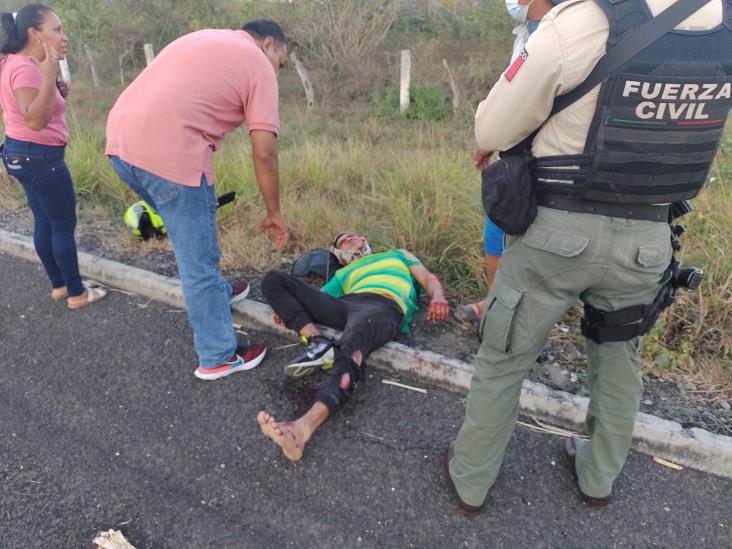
[2,227,730,479]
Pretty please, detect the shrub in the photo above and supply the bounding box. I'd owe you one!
[371,83,451,121]
[280,0,404,70]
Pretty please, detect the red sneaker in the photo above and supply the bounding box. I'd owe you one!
[194,343,267,380]
[229,281,251,306]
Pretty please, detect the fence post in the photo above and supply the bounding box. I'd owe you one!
[290,52,315,109]
[118,45,134,85]
[400,49,411,114]
[442,58,460,115]
[143,43,155,66]
[83,45,100,89]
[59,58,71,83]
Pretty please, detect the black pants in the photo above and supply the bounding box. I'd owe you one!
[261,270,404,414]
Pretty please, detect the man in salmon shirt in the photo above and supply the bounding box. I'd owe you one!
[106,19,289,380]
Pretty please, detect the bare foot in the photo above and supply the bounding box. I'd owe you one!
[257,411,305,461]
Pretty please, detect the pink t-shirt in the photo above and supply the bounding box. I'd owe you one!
[106,30,280,187]
[0,54,68,146]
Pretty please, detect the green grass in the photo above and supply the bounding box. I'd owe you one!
[0,0,728,395]
[210,106,486,297]
[0,101,484,296]
[641,136,732,399]
[371,83,453,121]
[4,102,731,315]
[1,97,729,398]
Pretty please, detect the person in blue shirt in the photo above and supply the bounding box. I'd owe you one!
[456,0,559,326]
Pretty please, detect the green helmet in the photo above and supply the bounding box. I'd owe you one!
[124,200,167,241]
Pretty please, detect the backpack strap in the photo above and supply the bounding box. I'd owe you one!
[503,0,713,156]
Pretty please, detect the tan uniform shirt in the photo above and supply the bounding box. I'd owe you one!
[475,0,724,157]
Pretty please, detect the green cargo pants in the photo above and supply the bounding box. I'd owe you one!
[449,206,672,505]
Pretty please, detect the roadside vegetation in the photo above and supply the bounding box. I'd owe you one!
[0,0,729,398]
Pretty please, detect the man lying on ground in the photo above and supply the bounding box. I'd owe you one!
[258,232,450,461]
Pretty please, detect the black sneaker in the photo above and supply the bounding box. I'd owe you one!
[285,335,335,378]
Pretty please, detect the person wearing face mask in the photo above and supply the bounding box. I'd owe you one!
[456,0,561,326]
[106,19,290,380]
[257,233,450,461]
[0,4,107,309]
[445,0,730,515]
[506,0,561,60]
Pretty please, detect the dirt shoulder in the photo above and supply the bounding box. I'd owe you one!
[2,207,730,437]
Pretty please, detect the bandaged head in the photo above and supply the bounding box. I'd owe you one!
[330,232,372,265]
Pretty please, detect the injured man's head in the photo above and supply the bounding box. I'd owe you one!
[330,232,372,265]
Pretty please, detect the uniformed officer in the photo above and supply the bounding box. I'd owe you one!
[444,0,730,513]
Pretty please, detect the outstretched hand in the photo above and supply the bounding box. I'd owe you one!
[258,213,289,250]
[427,298,449,322]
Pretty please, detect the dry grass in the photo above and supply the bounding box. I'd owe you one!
[0,174,24,211]
[209,106,486,296]
[0,0,728,397]
[641,139,732,402]
[1,106,730,399]
[110,229,173,255]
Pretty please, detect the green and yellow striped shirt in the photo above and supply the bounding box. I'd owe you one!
[322,250,422,333]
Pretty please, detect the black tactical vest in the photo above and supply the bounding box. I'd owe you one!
[532,0,732,204]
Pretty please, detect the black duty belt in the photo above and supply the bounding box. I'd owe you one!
[537,193,669,222]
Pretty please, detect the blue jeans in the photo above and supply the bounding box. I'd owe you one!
[110,156,236,367]
[2,137,84,296]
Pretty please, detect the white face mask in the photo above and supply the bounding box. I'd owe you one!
[505,0,530,23]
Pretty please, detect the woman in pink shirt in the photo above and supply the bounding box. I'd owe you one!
[0,5,106,309]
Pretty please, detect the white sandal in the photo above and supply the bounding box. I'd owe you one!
[51,280,99,301]
[67,286,108,310]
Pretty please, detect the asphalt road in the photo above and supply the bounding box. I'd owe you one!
[1,253,730,548]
